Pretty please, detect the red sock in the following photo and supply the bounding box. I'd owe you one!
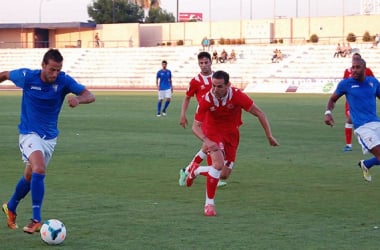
[192,150,207,164]
[345,123,353,145]
[193,155,203,164]
[206,173,219,200]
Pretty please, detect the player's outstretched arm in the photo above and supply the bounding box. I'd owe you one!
[67,89,95,108]
[0,71,10,83]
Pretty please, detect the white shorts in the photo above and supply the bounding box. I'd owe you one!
[354,121,380,154]
[19,133,57,166]
[158,89,172,100]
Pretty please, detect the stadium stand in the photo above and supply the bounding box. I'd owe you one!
[0,44,378,90]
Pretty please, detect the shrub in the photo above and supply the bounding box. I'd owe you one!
[218,37,225,45]
[310,34,319,43]
[210,39,215,45]
[176,40,184,46]
[362,31,371,42]
[346,33,356,42]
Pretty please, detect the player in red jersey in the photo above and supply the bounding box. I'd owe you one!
[342,53,374,152]
[178,52,230,186]
[185,70,280,216]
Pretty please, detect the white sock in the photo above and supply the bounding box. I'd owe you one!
[195,166,211,176]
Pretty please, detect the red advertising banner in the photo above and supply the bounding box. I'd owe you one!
[179,12,203,22]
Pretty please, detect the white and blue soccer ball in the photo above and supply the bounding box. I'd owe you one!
[40,219,67,245]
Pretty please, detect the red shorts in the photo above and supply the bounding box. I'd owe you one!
[205,129,240,163]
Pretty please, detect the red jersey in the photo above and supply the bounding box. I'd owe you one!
[195,87,254,133]
[186,73,213,103]
[343,67,374,79]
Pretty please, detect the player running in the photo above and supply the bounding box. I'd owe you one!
[0,49,95,233]
[185,70,279,216]
[178,52,226,187]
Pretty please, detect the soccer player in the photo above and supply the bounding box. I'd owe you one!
[0,49,95,233]
[186,70,280,216]
[156,60,172,116]
[341,53,374,152]
[325,58,380,182]
[178,52,229,187]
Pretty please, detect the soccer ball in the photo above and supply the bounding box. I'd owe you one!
[40,219,66,245]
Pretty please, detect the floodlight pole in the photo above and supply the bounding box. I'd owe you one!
[113,0,115,23]
[39,0,44,23]
[250,0,253,19]
[39,0,51,23]
[176,0,179,22]
[342,0,345,39]
[209,0,212,38]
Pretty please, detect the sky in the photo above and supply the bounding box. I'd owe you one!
[0,0,364,23]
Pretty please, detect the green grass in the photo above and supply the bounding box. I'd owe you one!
[0,91,380,250]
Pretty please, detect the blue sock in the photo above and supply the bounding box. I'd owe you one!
[157,101,162,114]
[364,157,380,169]
[163,100,170,112]
[31,173,45,222]
[8,176,31,213]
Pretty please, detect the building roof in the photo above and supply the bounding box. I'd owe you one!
[0,22,96,29]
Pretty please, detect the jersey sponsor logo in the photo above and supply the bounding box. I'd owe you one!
[31,86,42,91]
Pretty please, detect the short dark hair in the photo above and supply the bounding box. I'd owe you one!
[198,51,211,61]
[43,49,63,64]
[162,60,167,64]
[212,70,229,84]
[352,57,366,67]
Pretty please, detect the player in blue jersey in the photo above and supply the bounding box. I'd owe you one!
[325,58,380,182]
[156,60,172,116]
[0,49,95,234]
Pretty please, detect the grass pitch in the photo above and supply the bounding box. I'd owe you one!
[0,91,379,250]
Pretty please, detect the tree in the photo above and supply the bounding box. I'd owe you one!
[88,0,145,24]
[362,31,371,42]
[346,32,356,42]
[145,8,175,23]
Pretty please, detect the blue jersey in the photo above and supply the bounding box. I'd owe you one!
[156,69,172,90]
[9,68,86,139]
[335,76,380,129]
